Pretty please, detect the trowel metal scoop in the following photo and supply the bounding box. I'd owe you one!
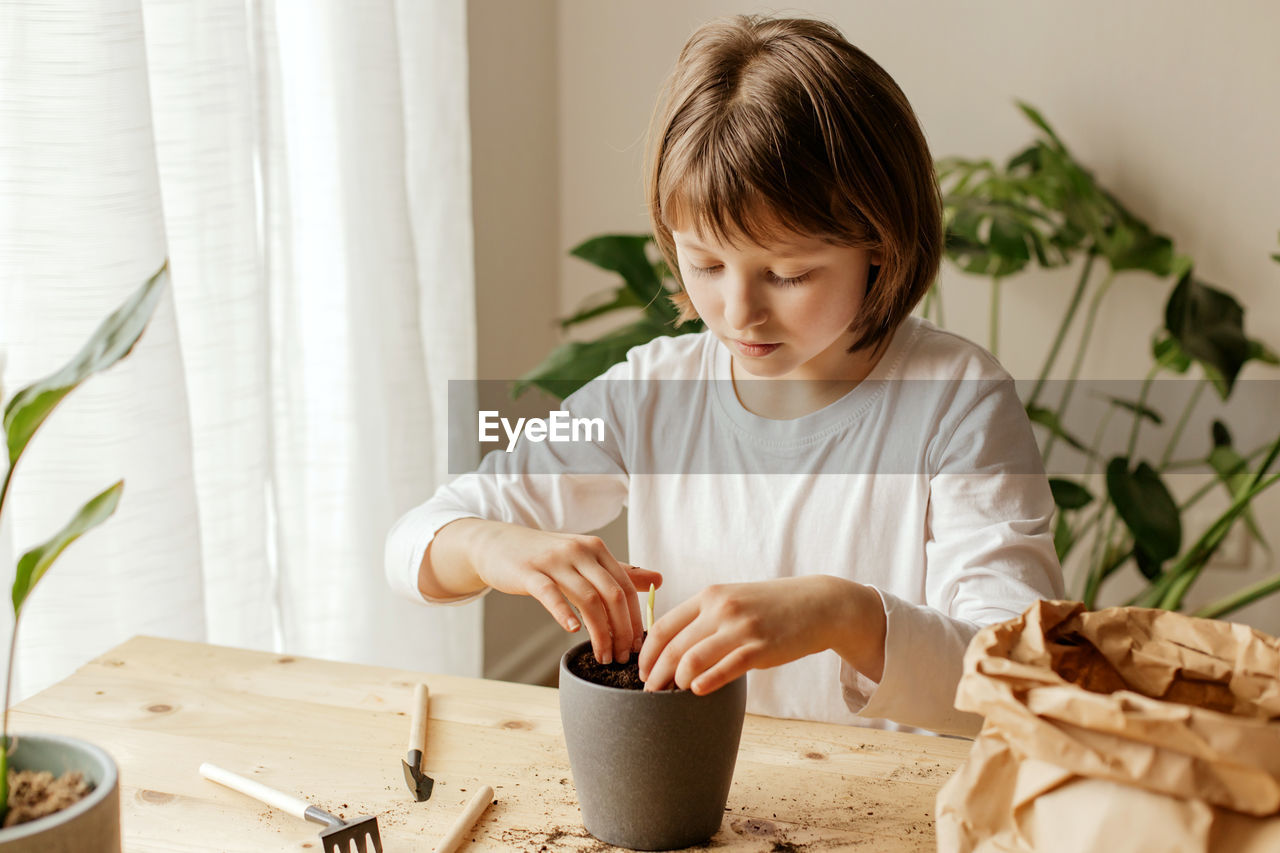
[402,683,435,801]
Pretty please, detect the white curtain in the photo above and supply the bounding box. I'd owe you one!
[0,0,480,702]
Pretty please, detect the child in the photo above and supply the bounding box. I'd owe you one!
[386,15,1063,737]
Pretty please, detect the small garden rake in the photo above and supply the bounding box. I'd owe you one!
[200,762,383,853]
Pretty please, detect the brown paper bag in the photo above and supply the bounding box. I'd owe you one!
[936,600,1280,852]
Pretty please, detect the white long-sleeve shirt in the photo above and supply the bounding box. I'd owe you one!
[386,316,1064,736]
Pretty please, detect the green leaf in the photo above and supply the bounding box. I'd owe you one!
[988,215,1032,264]
[559,287,644,328]
[1053,512,1075,562]
[1098,394,1163,425]
[1207,435,1269,549]
[1006,144,1040,173]
[570,235,662,303]
[1152,335,1191,373]
[1049,478,1093,510]
[1211,420,1232,448]
[1025,404,1090,454]
[1164,269,1249,398]
[1133,545,1164,580]
[1016,101,1069,153]
[511,319,673,400]
[4,264,167,469]
[12,481,123,614]
[1106,457,1182,562]
[1248,338,1280,366]
[1101,219,1174,275]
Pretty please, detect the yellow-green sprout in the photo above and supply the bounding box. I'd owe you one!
[644,583,655,633]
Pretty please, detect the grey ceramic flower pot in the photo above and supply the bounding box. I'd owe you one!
[0,733,120,852]
[559,641,747,851]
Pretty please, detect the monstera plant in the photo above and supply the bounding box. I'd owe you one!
[517,104,1280,621]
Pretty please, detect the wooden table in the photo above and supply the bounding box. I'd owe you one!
[10,636,971,851]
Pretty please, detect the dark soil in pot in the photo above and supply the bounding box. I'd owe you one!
[564,635,687,692]
[565,644,687,692]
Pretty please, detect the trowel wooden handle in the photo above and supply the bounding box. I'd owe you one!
[408,683,430,755]
[199,762,310,821]
[435,785,494,853]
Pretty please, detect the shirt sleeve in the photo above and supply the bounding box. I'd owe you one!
[840,375,1065,736]
[385,367,633,605]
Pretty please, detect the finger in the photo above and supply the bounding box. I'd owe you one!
[638,595,702,682]
[620,566,662,653]
[551,569,615,664]
[523,573,580,634]
[643,610,710,692]
[689,645,757,696]
[624,566,663,590]
[575,559,636,664]
[590,551,645,659]
[673,632,741,692]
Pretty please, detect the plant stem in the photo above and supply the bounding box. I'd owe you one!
[1066,499,1106,563]
[1043,270,1115,466]
[1062,411,1116,569]
[1027,252,1096,410]
[1125,365,1161,462]
[1083,510,1123,608]
[1174,443,1279,513]
[1141,468,1280,609]
[1193,572,1280,619]
[1084,409,1115,479]
[989,277,1001,357]
[1158,379,1206,470]
[0,464,13,533]
[0,463,13,769]
[2,616,17,757]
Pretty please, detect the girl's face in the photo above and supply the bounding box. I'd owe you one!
[672,225,882,383]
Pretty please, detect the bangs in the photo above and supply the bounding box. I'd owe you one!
[656,103,873,250]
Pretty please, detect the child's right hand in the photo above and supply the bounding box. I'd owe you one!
[424,518,662,665]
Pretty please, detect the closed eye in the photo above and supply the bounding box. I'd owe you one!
[767,271,810,287]
[689,264,722,276]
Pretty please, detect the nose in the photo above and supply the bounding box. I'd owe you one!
[721,271,768,331]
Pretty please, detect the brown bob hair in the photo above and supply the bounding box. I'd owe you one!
[646,15,942,355]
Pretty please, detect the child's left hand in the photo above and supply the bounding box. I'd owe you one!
[637,575,886,695]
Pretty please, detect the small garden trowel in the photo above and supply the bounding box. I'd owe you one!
[402,683,435,801]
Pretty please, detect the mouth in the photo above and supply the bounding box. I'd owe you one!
[732,340,781,357]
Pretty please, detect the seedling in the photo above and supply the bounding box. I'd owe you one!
[644,583,655,633]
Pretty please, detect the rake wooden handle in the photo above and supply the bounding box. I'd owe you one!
[199,762,311,820]
[408,683,430,755]
[435,785,494,853]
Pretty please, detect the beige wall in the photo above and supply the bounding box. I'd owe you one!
[468,0,569,681]
[470,0,1280,671]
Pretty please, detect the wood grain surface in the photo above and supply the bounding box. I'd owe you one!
[9,636,971,851]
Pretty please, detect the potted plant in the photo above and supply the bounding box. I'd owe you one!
[935,105,1280,616]
[0,263,166,850]
[558,585,747,851]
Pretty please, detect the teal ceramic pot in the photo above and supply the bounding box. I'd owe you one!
[559,641,747,850]
[0,733,120,852]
